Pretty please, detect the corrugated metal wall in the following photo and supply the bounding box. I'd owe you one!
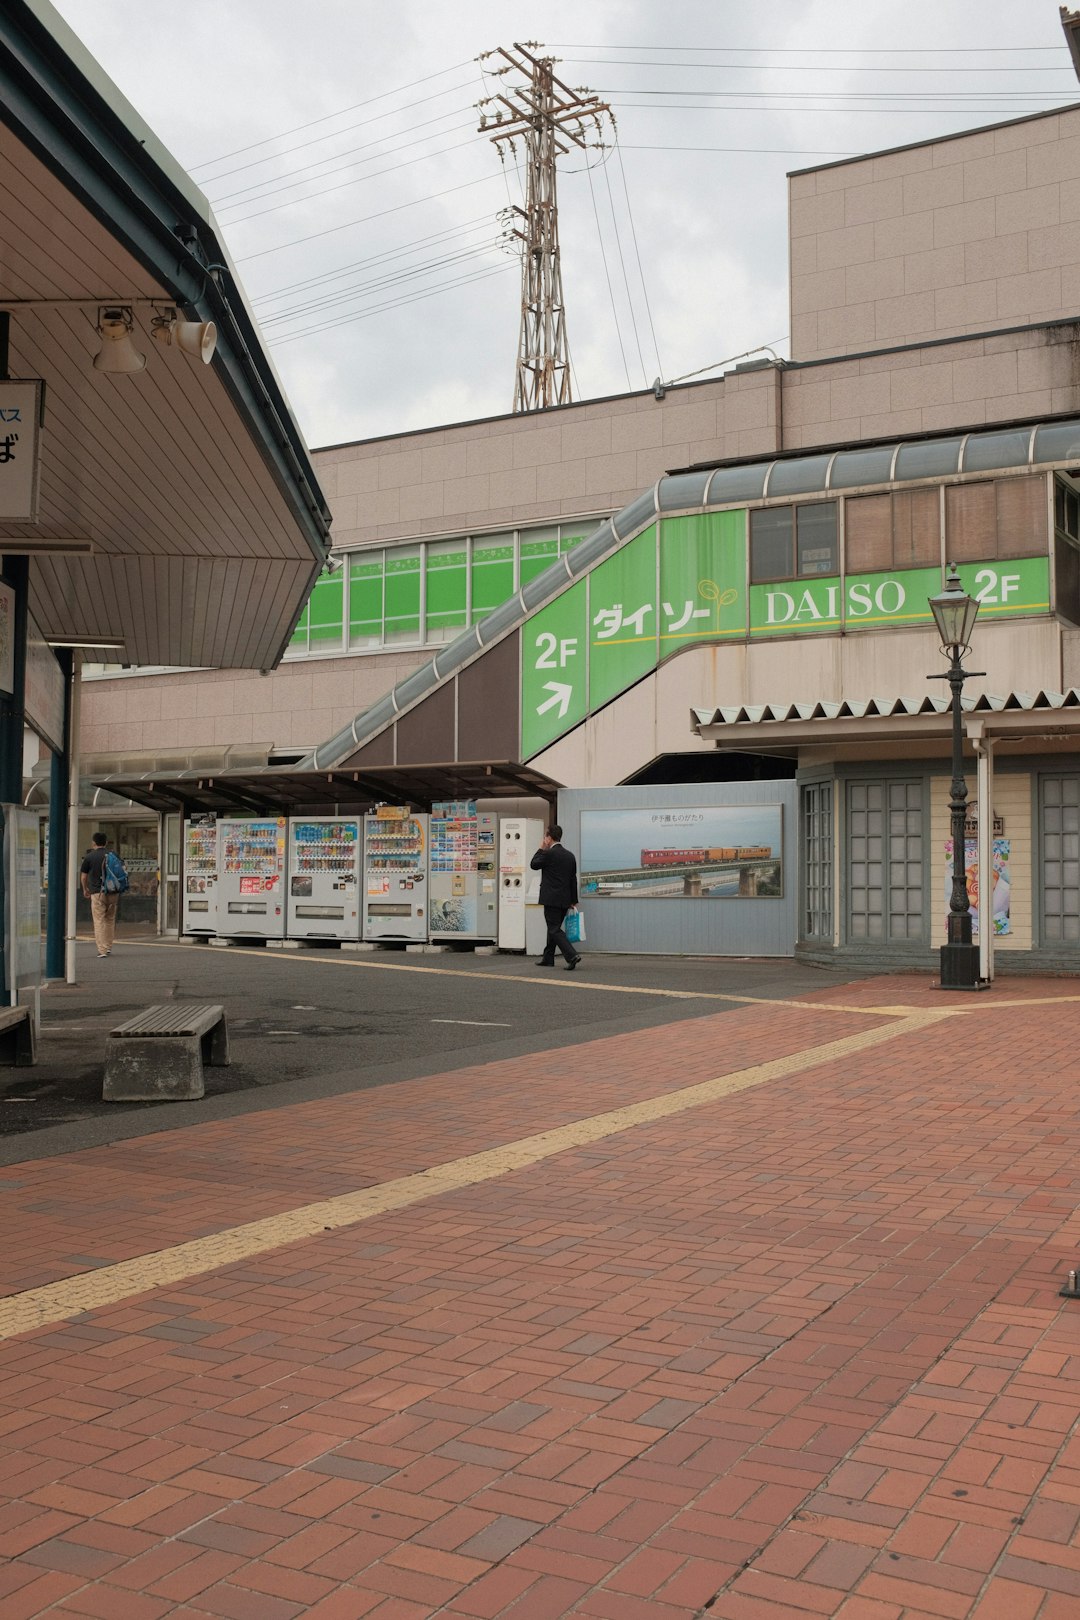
[558,783,797,957]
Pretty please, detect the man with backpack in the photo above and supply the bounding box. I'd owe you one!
[79,831,128,958]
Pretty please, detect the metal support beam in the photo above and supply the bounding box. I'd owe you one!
[64,657,81,983]
[45,647,72,978]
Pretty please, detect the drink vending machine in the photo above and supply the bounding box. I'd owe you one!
[287,818,362,942]
[362,810,429,941]
[429,803,498,943]
[497,817,547,953]
[182,813,219,936]
[216,818,288,939]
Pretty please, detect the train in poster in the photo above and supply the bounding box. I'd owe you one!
[639,846,772,868]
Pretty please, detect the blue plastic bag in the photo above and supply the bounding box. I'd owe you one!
[564,909,585,944]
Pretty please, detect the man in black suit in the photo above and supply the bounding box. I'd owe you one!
[530,823,582,970]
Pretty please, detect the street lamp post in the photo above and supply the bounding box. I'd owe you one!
[928,565,985,991]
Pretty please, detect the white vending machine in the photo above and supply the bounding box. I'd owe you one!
[217,817,288,939]
[498,817,547,953]
[429,804,498,943]
[182,813,219,937]
[287,817,363,942]
[362,810,429,941]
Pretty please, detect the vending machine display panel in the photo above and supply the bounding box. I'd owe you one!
[429,803,498,942]
[182,814,219,936]
[287,818,362,941]
[363,811,428,941]
[217,818,287,938]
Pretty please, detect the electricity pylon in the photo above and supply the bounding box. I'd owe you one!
[478,42,610,413]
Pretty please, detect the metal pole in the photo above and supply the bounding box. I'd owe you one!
[939,649,982,989]
[45,648,72,978]
[64,658,81,984]
[946,653,970,930]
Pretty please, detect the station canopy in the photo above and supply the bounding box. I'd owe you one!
[0,0,330,670]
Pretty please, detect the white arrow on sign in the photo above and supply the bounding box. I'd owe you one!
[537,681,573,719]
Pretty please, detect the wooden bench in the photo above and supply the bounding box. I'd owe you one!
[103,1003,229,1102]
[0,1006,35,1067]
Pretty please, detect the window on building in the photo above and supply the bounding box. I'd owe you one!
[847,779,925,943]
[519,525,560,587]
[1054,476,1080,627]
[287,517,610,659]
[471,532,515,623]
[801,781,833,942]
[424,539,468,643]
[750,502,837,583]
[944,474,1047,563]
[845,487,939,575]
[1040,774,1080,944]
[383,545,422,645]
[349,551,383,650]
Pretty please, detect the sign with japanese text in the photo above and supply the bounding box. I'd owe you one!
[660,510,746,653]
[517,506,1054,760]
[520,578,588,759]
[0,381,42,521]
[589,527,658,711]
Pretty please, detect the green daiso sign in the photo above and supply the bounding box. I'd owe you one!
[519,509,1051,759]
[750,558,1048,636]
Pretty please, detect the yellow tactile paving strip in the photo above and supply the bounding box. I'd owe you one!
[0,1008,949,1344]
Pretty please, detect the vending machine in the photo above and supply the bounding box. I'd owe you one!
[498,817,547,953]
[287,817,363,942]
[429,803,498,943]
[362,809,429,941]
[217,817,288,939]
[182,813,219,937]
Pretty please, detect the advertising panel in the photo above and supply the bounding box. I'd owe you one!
[943,837,1011,938]
[581,806,783,898]
[518,502,1052,759]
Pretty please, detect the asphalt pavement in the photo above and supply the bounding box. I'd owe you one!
[0,937,871,1162]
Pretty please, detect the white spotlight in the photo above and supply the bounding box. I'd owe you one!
[151,309,217,363]
[93,307,145,374]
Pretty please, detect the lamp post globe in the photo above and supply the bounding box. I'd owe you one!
[928,565,984,990]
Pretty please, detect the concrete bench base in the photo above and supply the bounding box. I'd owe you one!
[103,1004,228,1103]
[0,1007,35,1067]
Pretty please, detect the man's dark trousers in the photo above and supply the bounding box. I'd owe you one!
[541,905,576,966]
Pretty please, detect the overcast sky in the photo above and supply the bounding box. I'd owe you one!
[50,1,1074,451]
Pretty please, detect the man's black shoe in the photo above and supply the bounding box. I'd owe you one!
[564,954,583,971]
[534,958,555,967]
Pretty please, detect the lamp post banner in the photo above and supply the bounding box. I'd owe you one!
[0,381,42,521]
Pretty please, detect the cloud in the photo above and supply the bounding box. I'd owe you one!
[50,0,1070,447]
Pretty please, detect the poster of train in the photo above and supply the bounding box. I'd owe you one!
[580,806,783,898]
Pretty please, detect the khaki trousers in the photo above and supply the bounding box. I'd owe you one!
[90,892,119,955]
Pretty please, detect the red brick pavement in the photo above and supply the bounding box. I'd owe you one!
[0,975,1079,1617]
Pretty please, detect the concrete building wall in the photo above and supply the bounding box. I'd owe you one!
[316,368,779,549]
[789,106,1080,362]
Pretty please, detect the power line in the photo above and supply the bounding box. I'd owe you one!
[189,58,475,171]
[609,88,1076,100]
[614,141,662,379]
[261,240,505,327]
[220,133,482,226]
[267,262,517,346]
[234,172,506,263]
[252,215,498,304]
[601,151,647,387]
[559,57,1075,74]
[585,153,632,392]
[208,106,475,206]
[550,40,1065,54]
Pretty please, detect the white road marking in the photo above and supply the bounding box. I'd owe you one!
[431,1018,513,1027]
